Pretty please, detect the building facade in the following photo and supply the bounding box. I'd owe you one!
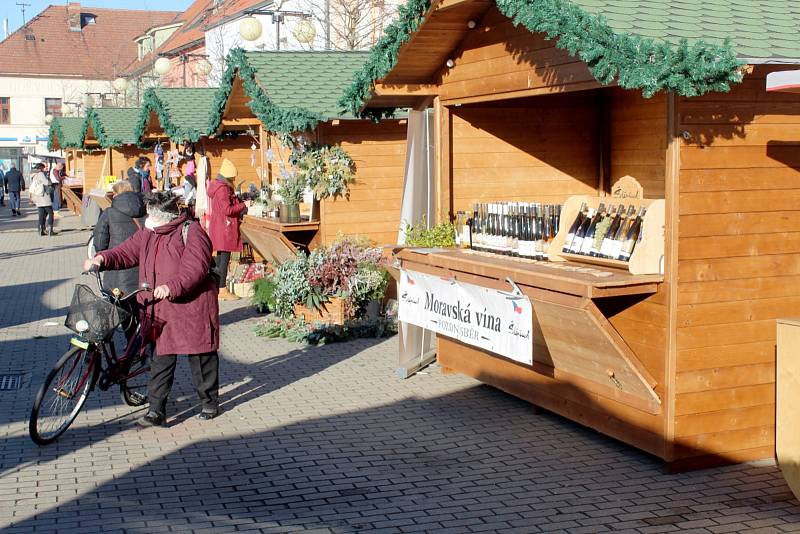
[0,2,179,172]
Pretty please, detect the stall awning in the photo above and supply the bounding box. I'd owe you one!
[767,70,800,93]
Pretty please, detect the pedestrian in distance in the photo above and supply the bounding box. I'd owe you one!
[206,158,249,301]
[29,163,56,236]
[127,156,154,194]
[5,162,24,216]
[0,164,6,207]
[93,180,146,297]
[84,191,221,427]
[49,161,65,211]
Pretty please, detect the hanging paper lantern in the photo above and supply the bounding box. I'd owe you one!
[292,19,316,44]
[112,77,128,92]
[195,58,213,76]
[239,16,263,41]
[45,114,54,124]
[154,57,172,76]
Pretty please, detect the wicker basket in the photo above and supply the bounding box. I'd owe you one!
[293,297,346,325]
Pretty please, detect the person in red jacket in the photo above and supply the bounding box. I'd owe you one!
[84,191,221,427]
[206,158,249,300]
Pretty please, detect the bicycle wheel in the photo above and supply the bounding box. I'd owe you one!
[119,346,150,407]
[29,346,99,446]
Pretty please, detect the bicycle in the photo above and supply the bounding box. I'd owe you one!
[29,267,153,445]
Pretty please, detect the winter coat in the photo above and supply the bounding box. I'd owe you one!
[93,192,146,295]
[29,172,52,207]
[98,214,219,356]
[4,168,24,192]
[207,178,247,252]
[127,167,153,193]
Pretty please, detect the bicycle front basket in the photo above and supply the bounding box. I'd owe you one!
[65,284,131,343]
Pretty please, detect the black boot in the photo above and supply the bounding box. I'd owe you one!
[137,411,166,427]
[39,226,45,236]
[48,227,57,236]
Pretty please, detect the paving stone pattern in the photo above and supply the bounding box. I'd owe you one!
[1,199,799,533]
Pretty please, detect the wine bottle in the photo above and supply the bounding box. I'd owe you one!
[608,205,635,259]
[619,206,647,261]
[579,203,605,256]
[599,203,625,258]
[521,204,532,259]
[563,202,588,253]
[542,205,552,260]
[570,207,594,254]
[590,204,615,257]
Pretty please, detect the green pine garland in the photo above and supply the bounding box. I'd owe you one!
[496,0,743,98]
[340,0,744,117]
[338,0,430,119]
[82,108,127,148]
[207,48,322,135]
[134,88,208,143]
[48,117,86,151]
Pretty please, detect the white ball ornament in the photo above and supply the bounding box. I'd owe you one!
[239,16,263,41]
[154,57,172,76]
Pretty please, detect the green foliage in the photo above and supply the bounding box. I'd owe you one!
[255,314,397,345]
[275,173,306,206]
[251,277,277,312]
[339,0,744,116]
[48,117,85,151]
[348,262,390,315]
[208,48,321,135]
[403,217,457,248]
[272,254,311,318]
[291,143,356,200]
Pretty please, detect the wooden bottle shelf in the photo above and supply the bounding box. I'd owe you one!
[549,186,665,275]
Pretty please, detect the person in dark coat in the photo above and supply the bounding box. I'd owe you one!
[0,165,6,206]
[206,158,248,300]
[127,156,153,193]
[93,181,145,296]
[4,163,24,216]
[85,191,220,427]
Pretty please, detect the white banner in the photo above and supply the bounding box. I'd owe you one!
[398,270,533,365]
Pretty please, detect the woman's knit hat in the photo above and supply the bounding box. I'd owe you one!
[219,158,237,179]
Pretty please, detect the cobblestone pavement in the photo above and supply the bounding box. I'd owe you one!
[1,199,799,534]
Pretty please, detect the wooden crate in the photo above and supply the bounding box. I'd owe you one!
[293,297,347,325]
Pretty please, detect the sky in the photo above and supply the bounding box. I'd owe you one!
[0,0,193,36]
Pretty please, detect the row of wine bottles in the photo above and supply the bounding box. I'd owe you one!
[562,203,647,261]
[454,202,562,260]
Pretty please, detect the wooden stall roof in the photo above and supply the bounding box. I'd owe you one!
[208,49,370,134]
[84,107,142,148]
[135,87,219,142]
[48,116,86,151]
[398,249,663,299]
[343,0,800,112]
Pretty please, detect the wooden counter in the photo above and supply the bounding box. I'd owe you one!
[240,215,321,264]
[399,248,669,457]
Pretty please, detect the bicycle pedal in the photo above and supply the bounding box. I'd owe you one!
[129,392,146,404]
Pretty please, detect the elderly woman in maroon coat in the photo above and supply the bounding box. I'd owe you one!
[85,191,221,427]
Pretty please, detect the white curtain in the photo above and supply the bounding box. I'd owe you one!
[396,109,437,377]
[397,109,435,244]
[195,155,210,218]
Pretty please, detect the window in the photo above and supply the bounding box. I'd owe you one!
[0,98,9,124]
[45,98,62,118]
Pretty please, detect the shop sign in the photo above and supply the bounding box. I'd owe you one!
[398,270,533,365]
[18,136,36,145]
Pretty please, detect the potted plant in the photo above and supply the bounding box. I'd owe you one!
[275,173,306,223]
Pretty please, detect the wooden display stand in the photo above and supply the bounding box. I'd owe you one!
[550,178,666,275]
[240,215,321,264]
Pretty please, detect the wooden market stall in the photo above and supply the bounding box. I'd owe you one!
[207,49,409,260]
[83,107,151,208]
[48,116,87,214]
[344,0,800,471]
[135,87,261,192]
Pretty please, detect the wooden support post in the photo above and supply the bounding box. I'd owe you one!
[435,97,452,223]
[663,91,681,463]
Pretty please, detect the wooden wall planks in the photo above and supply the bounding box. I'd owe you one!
[673,66,800,457]
[319,120,407,246]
